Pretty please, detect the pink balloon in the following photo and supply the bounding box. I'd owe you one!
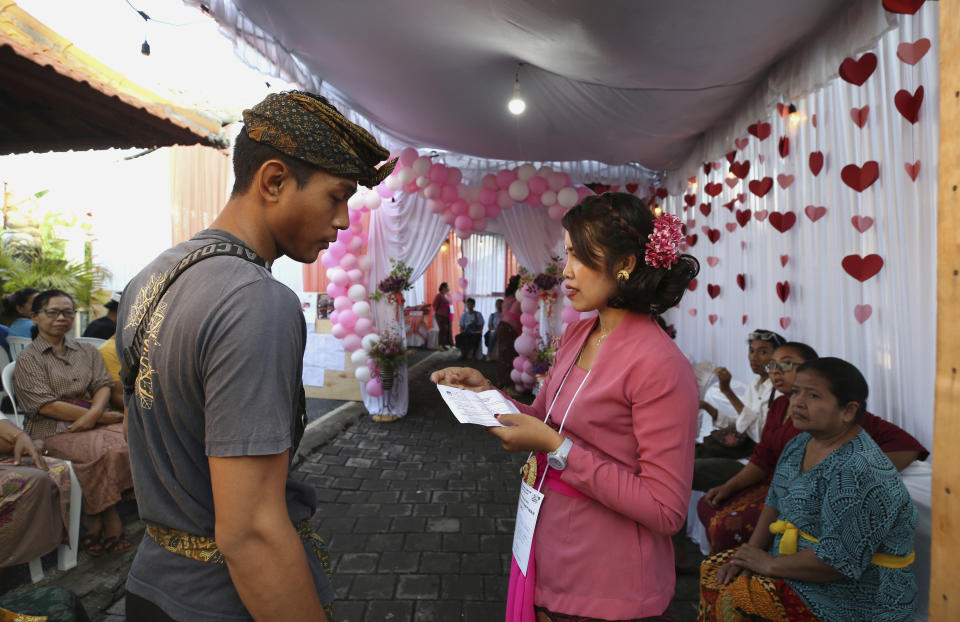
[366,377,384,397]
[349,220,362,232]
[468,203,485,219]
[334,296,353,311]
[521,312,537,327]
[547,172,567,191]
[527,176,548,195]
[515,335,535,356]
[398,147,418,167]
[354,317,373,335]
[472,218,488,232]
[427,199,445,214]
[548,205,567,220]
[330,310,341,324]
[497,190,513,209]
[441,212,456,225]
[327,241,346,259]
[376,184,394,199]
[446,167,463,185]
[496,169,518,189]
[337,229,354,244]
[428,163,447,184]
[320,252,337,268]
[458,278,468,289]
[454,215,473,231]
[342,334,362,352]
[482,174,498,190]
[331,270,349,287]
[513,356,526,371]
[520,297,538,312]
[347,269,364,283]
[455,229,471,240]
[521,372,534,385]
[577,186,594,201]
[331,323,348,339]
[451,199,468,215]
[478,188,497,205]
[457,257,468,268]
[423,184,442,200]
[339,253,358,270]
[510,369,522,383]
[402,181,418,194]
[522,359,534,373]
[485,205,501,219]
[526,192,542,207]
[441,184,459,203]
[326,282,347,298]
[348,238,363,253]
[338,310,357,331]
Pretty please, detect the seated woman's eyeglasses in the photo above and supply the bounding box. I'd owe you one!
[764,361,797,373]
[41,309,76,319]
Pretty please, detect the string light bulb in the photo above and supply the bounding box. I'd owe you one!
[507,63,526,115]
[141,39,151,56]
[653,205,663,217]
[788,104,800,127]
[440,241,449,253]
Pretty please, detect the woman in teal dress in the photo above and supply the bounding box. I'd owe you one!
[699,357,917,622]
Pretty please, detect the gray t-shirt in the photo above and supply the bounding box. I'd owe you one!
[117,229,333,621]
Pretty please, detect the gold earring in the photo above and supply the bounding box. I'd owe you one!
[617,269,630,282]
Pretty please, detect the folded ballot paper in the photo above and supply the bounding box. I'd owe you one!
[436,384,518,427]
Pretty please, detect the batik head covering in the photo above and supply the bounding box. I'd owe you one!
[242,91,396,187]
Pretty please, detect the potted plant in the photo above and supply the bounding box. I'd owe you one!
[365,326,412,391]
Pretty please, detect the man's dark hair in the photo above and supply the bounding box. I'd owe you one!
[230,129,321,197]
[439,282,448,292]
[466,298,476,306]
[778,341,818,362]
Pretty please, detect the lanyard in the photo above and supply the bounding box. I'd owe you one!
[532,346,590,491]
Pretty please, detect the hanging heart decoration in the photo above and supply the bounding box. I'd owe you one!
[688,278,698,292]
[841,161,880,192]
[768,211,797,233]
[747,122,772,141]
[737,193,747,204]
[730,160,751,179]
[778,136,790,158]
[736,209,751,227]
[707,256,720,267]
[776,103,788,118]
[780,255,789,267]
[725,223,737,232]
[777,174,794,190]
[894,86,924,124]
[812,114,818,128]
[656,188,669,199]
[703,163,711,176]
[850,105,870,128]
[905,161,921,181]
[706,228,721,244]
[686,218,696,229]
[684,194,697,207]
[851,215,875,233]
[754,210,769,222]
[712,161,722,171]
[780,317,791,330]
[688,309,698,317]
[726,151,737,164]
[776,281,790,303]
[748,177,773,198]
[804,205,827,222]
[758,154,766,164]
[897,38,931,65]
[722,198,737,211]
[854,304,873,324]
[809,151,824,176]
[842,254,884,282]
[736,274,746,290]
[725,177,739,188]
[700,203,712,217]
[839,53,878,86]
[740,241,747,251]
[883,0,925,14]
[705,182,723,197]
[709,314,718,325]
[734,138,749,150]
[742,315,749,325]
[685,234,698,247]
[625,183,639,193]
[708,284,721,299]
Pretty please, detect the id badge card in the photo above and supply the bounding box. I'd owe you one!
[511,480,544,576]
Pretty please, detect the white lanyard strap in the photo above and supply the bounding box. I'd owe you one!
[532,358,590,492]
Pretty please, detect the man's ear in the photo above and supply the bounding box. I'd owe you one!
[257,160,289,204]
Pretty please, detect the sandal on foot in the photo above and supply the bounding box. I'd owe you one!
[101,534,133,554]
[81,534,106,557]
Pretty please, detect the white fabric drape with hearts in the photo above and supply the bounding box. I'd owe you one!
[661,5,938,452]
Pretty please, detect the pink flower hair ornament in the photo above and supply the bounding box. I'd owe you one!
[644,213,684,269]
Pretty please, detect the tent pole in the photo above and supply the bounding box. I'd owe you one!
[931,0,960,618]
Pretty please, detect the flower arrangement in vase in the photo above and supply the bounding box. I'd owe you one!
[365,326,412,390]
[369,259,414,308]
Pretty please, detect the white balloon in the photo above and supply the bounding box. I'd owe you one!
[385,174,402,191]
[416,175,429,188]
[517,163,537,181]
[538,165,554,177]
[362,333,380,351]
[557,187,578,208]
[350,349,369,365]
[355,366,372,382]
[541,190,557,206]
[352,300,371,317]
[348,237,363,252]
[412,156,431,176]
[398,168,416,185]
[347,192,365,211]
[358,255,372,272]
[508,179,529,202]
[348,283,367,301]
[363,192,382,210]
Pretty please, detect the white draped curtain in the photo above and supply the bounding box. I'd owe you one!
[488,204,565,274]
[661,5,938,451]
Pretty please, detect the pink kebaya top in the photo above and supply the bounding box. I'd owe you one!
[508,312,698,619]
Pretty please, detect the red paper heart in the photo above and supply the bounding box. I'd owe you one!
[747,122,771,141]
[703,163,711,176]
[625,183,639,194]
[688,309,697,317]
[705,182,722,197]
[780,254,789,267]
[894,86,924,124]
[842,254,884,282]
[656,188,669,199]
[706,256,719,267]
[708,314,718,325]
[730,160,751,179]
[700,203,711,217]
[897,38,931,65]
[777,174,794,189]
[768,211,797,233]
[778,136,789,158]
[725,177,739,188]
[812,114,818,128]
[854,304,873,324]
[776,102,788,118]
[754,210,769,222]
[905,160,921,181]
[725,222,737,232]
[776,281,790,303]
[804,205,827,222]
[706,228,721,244]
[742,314,748,325]
[686,218,696,229]
[722,198,736,211]
[707,284,721,299]
[809,151,824,176]
[883,0,925,14]
[841,161,880,192]
[735,209,751,227]
[780,317,791,330]
[851,215,875,233]
[748,177,773,198]
[687,278,698,292]
[850,105,870,128]
[712,161,722,171]
[734,138,749,150]
[839,53,877,86]
[736,274,746,290]
[684,194,697,207]
[737,193,746,204]
[685,234,698,247]
[726,151,737,164]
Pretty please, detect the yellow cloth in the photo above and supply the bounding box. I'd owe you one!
[99,337,121,381]
[769,519,915,568]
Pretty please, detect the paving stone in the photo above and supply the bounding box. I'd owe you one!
[349,574,396,599]
[425,517,460,533]
[414,600,463,622]
[403,533,441,552]
[468,552,504,575]
[333,600,365,622]
[390,516,426,533]
[419,552,460,574]
[395,574,440,600]
[364,600,414,622]
[377,551,419,573]
[442,533,479,553]
[463,600,506,622]
[353,517,392,533]
[365,533,405,552]
[368,490,402,503]
[441,574,486,600]
[335,553,380,574]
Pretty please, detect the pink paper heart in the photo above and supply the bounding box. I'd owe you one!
[740,241,747,251]
[707,256,720,267]
[758,154,766,164]
[725,223,737,232]
[701,225,711,236]
[851,215,875,233]
[805,205,827,222]
[812,113,818,128]
[708,314,718,325]
[725,177,739,188]
[737,193,746,204]
[686,219,696,229]
[777,174,794,189]
[742,315,748,325]
[734,138,749,150]
[711,161,722,170]
[850,105,869,129]
[854,304,873,324]
[780,317,791,330]
[897,38,931,66]
[688,309,697,317]
[780,255,789,267]
[754,210,769,222]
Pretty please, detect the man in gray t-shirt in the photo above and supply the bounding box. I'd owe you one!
[117,91,395,621]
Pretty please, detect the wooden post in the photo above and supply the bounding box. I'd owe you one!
[931,1,960,618]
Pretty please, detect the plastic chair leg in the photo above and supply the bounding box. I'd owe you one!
[57,460,81,571]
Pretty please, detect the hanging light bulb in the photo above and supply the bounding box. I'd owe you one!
[440,241,449,253]
[507,63,526,115]
[788,104,800,127]
[141,39,151,56]
[653,205,663,217]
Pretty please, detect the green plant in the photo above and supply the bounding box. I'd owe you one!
[366,326,412,372]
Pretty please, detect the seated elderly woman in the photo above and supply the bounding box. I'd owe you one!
[13,289,133,556]
[0,417,72,569]
[699,357,918,622]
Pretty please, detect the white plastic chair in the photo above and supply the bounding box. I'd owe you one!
[75,337,106,349]
[1,363,82,581]
[7,336,30,360]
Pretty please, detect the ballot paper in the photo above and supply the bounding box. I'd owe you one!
[436,385,518,427]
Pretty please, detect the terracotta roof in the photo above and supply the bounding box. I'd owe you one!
[0,1,227,154]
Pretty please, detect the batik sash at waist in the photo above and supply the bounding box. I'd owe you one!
[147,520,326,566]
[769,519,915,568]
